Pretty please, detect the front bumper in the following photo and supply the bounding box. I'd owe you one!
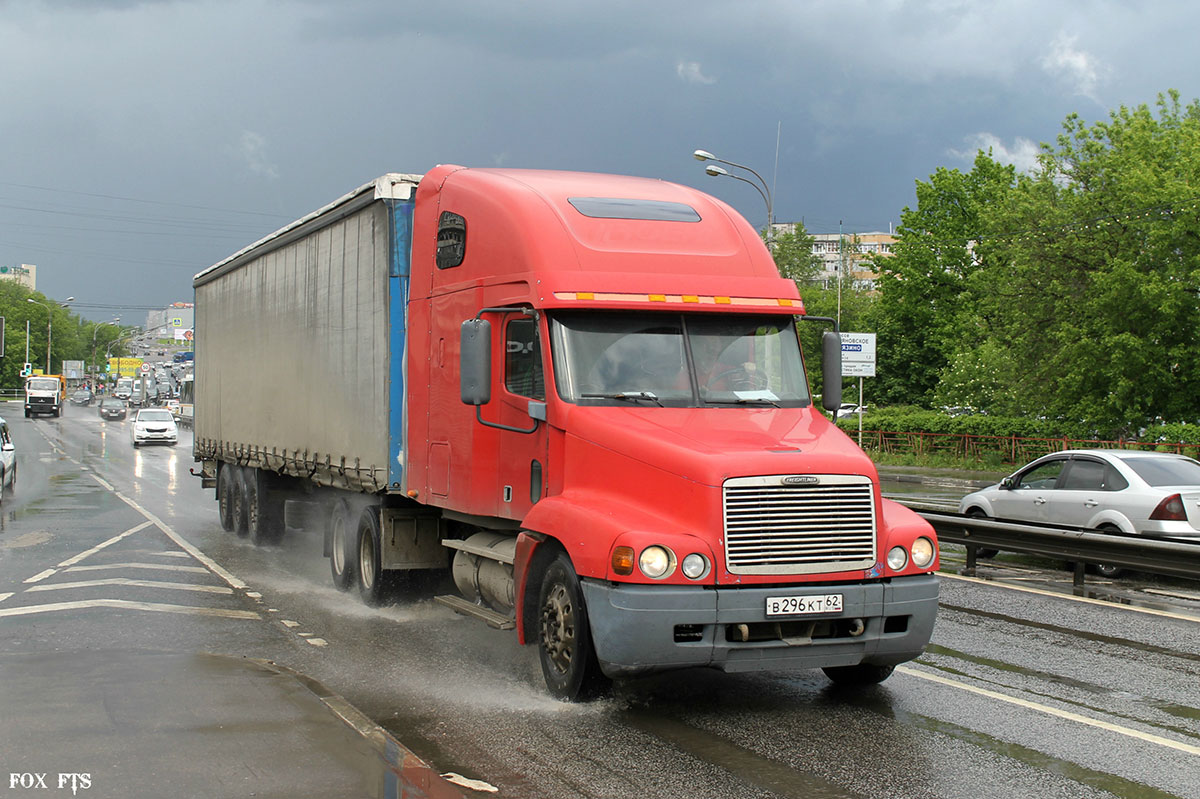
[580,573,938,679]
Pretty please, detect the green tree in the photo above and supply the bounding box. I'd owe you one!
[871,152,1017,407]
[770,224,824,283]
[970,90,1200,433]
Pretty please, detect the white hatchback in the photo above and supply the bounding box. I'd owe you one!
[130,408,178,447]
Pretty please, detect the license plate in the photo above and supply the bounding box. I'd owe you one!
[765,594,843,617]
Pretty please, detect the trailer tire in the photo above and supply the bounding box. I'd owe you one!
[536,552,609,701]
[231,466,249,537]
[245,469,284,546]
[356,506,389,606]
[216,466,236,532]
[822,663,895,686]
[329,499,355,590]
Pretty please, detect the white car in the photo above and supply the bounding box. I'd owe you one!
[130,408,178,447]
[0,417,15,500]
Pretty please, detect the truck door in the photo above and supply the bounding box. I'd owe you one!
[490,311,550,518]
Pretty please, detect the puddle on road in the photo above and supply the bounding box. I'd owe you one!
[0,531,53,548]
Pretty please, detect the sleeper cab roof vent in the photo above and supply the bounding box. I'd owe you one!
[436,211,467,269]
[568,197,701,222]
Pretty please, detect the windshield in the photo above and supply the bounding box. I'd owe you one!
[551,312,811,407]
[26,378,59,391]
[1119,455,1200,486]
[137,410,174,423]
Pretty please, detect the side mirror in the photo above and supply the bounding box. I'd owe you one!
[821,331,843,412]
[460,319,492,406]
[999,476,1015,490]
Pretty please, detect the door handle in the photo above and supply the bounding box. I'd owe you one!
[1084,500,1099,507]
[1034,497,1047,505]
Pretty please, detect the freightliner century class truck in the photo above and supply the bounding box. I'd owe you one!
[193,167,939,700]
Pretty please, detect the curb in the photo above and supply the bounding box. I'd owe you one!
[255,659,473,798]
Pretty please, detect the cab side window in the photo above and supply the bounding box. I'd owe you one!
[505,319,544,400]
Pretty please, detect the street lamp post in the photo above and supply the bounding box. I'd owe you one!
[692,149,774,245]
[26,296,74,374]
[91,318,121,385]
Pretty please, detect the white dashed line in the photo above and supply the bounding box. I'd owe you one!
[0,599,260,620]
[898,665,1200,756]
[27,578,235,595]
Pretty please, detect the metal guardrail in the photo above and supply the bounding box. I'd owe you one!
[917,510,1200,586]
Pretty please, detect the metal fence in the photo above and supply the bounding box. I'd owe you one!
[916,510,1200,586]
[853,429,1198,465]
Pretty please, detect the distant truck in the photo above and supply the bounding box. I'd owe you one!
[24,374,66,418]
[173,351,194,364]
[113,377,135,401]
[193,168,939,699]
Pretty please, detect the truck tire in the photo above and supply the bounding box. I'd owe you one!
[216,465,236,532]
[244,469,283,546]
[231,466,250,537]
[356,506,388,606]
[536,552,609,701]
[329,499,355,590]
[822,663,895,686]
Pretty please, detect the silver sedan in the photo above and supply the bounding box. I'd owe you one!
[958,449,1200,574]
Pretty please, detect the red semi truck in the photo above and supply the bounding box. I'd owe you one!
[193,166,939,700]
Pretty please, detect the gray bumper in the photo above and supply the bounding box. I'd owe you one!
[580,574,938,679]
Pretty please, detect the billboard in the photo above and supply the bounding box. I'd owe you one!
[108,356,145,377]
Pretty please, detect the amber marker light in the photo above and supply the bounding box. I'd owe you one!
[612,546,635,576]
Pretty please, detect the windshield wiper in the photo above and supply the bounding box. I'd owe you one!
[580,391,663,406]
[703,397,781,408]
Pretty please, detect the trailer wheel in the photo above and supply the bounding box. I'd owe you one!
[231,467,249,537]
[328,499,355,590]
[821,663,895,686]
[356,506,387,607]
[216,466,236,532]
[244,469,282,546]
[537,552,609,701]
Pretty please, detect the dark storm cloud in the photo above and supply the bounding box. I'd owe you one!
[0,0,1196,316]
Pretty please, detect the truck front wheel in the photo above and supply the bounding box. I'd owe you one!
[537,553,609,701]
[822,663,895,686]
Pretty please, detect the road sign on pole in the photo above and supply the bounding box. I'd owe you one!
[840,332,876,377]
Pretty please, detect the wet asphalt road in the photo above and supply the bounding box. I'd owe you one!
[1,405,1199,799]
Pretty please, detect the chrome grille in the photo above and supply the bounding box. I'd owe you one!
[723,475,877,575]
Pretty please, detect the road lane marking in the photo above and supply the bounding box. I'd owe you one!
[940,572,1200,624]
[0,599,259,620]
[57,521,154,567]
[24,569,57,584]
[0,593,12,604]
[897,665,1200,756]
[67,562,209,574]
[88,473,248,590]
[27,579,234,595]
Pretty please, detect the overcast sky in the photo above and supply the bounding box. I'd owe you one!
[0,0,1193,321]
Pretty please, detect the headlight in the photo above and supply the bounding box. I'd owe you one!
[681,553,709,580]
[911,537,935,569]
[638,546,675,579]
[887,546,908,571]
